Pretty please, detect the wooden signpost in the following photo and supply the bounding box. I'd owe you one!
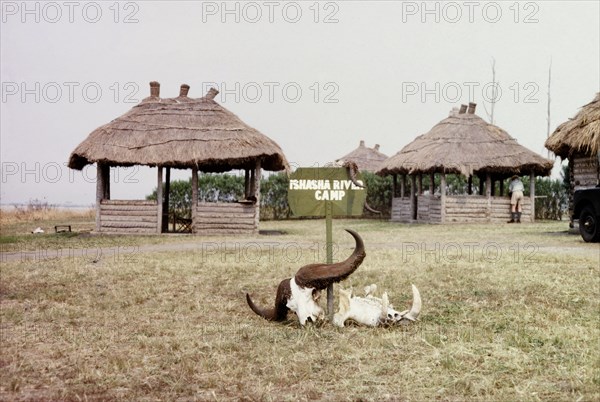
[287,167,367,319]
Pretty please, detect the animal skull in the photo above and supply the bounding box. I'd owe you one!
[333,284,421,327]
[246,229,365,325]
[285,278,325,325]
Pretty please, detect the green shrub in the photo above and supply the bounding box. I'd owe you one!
[259,173,291,220]
[362,172,392,218]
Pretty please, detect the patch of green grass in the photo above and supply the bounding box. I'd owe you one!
[0,235,19,244]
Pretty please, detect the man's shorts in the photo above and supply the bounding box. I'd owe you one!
[511,190,524,205]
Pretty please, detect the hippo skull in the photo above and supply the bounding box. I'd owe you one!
[333,284,422,327]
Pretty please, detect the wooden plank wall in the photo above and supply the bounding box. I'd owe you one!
[391,195,531,223]
[194,202,258,235]
[573,154,599,191]
[390,198,412,222]
[445,196,532,224]
[445,196,489,223]
[491,197,532,223]
[99,200,158,234]
[416,195,442,223]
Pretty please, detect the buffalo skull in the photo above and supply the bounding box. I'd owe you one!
[246,229,366,325]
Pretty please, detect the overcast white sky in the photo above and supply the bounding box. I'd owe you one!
[1,0,599,206]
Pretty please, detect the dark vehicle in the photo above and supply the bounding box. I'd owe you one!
[573,186,600,242]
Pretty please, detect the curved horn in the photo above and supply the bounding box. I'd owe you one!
[341,161,380,213]
[295,229,366,289]
[343,161,365,188]
[403,284,422,321]
[364,201,382,214]
[246,278,291,321]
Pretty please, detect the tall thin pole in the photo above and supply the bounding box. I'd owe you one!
[163,167,171,232]
[191,166,198,234]
[156,166,163,234]
[410,175,417,220]
[325,201,333,320]
[440,173,446,223]
[95,163,104,232]
[490,58,496,124]
[530,171,536,222]
[546,58,553,159]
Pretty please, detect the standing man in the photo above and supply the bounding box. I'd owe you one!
[508,175,524,223]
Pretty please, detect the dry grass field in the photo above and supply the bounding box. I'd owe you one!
[1,214,598,401]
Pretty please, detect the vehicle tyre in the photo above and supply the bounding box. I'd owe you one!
[579,206,600,243]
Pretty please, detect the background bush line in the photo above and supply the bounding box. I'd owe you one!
[147,167,570,221]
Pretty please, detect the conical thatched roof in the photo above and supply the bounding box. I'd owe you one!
[68,82,289,172]
[545,93,600,159]
[378,104,553,177]
[335,140,388,172]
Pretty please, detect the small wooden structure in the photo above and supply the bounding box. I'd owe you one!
[335,140,388,172]
[545,93,600,224]
[378,103,553,224]
[68,82,288,235]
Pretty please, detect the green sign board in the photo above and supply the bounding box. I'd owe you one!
[287,167,367,217]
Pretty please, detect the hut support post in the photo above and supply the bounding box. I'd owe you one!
[430,173,435,194]
[468,175,473,195]
[410,175,417,221]
[102,165,110,200]
[244,169,250,198]
[191,167,198,234]
[392,174,397,198]
[530,171,535,222]
[485,174,492,221]
[253,160,261,229]
[157,166,163,234]
[440,173,446,223]
[485,174,492,197]
[163,167,170,232]
[95,163,107,232]
[401,175,406,199]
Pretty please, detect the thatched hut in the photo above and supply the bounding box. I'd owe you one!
[68,82,289,235]
[335,140,388,173]
[545,93,600,223]
[377,103,553,223]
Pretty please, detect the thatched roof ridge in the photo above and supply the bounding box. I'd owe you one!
[335,140,388,172]
[377,105,553,177]
[68,83,289,172]
[545,93,600,159]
